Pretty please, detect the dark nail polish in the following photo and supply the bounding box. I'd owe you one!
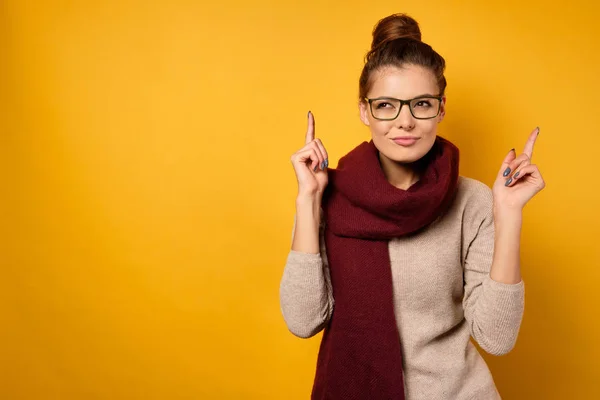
[324,159,329,168]
[514,172,520,178]
[313,164,318,172]
[321,161,325,170]
[511,148,515,153]
[503,167,511,177]
[505,178,513,186]
[536,127,540,135]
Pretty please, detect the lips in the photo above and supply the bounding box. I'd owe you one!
[391,136,420,147]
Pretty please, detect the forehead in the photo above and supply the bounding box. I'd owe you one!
[368,65,438,98]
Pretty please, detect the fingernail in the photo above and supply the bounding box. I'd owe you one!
[514,171,520,178]
[503,167,511,177]
[313,164,318,172]
[320,161,325,170]
[510,148,515,153]
[308,110,312,117]
[536,126,540,135]
[324,159,329,168]
[505,177,513,186]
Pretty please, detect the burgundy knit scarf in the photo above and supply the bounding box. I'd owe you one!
[312,136,460,399]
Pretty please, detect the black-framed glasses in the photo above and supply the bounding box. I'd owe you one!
[364,95,443,120]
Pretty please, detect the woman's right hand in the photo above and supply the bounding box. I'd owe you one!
[290,111,329,198]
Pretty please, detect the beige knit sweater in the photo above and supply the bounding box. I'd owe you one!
[280,176,525,400]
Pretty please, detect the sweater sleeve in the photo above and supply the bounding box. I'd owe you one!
[279,212,335,338]
[462,183,525,356]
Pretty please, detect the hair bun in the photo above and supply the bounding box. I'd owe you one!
[371,13,422,51]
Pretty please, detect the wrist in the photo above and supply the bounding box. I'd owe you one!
[296,192,322,205]
[493,203,522,219]
[296,193,321,216]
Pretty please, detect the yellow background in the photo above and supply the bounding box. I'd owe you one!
[1,0,599,398]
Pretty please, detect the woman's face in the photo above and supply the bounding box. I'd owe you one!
[359,64,445,164]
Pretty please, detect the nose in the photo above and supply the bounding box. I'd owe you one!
[394,102,415,131]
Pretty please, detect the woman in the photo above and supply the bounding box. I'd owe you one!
[280,13,545,400]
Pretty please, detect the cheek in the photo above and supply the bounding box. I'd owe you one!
[369,120,394,135]
[419,120,439,135]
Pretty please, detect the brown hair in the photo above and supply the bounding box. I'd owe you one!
[359,14,447,101]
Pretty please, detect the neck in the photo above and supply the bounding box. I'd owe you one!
[378,152,422,190]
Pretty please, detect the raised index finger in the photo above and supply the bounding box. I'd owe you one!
[305,111,315,145]
[523,127,540,159]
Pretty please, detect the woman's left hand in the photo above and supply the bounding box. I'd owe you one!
[493,127,546,211]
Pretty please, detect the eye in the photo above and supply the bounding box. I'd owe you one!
[375,101,395,109]
[414,100,432,108]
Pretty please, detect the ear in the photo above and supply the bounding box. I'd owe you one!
[359,101,371,126]
[438,96,446,122]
